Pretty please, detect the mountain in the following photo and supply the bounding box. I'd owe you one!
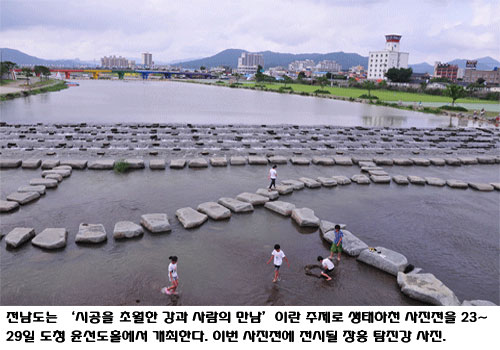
[409,62,434,74]
[177,49,369,70]
[411,57,500,74]
[0,48,97,67]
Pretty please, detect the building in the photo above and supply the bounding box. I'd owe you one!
[288,59,315,72]
[101,55,129,68]
[237,52,264,74]
[315,60,341,72]
[367,34,409,80]
[142,52,153,67]
[433,62,459,81]
[463,60,500,85]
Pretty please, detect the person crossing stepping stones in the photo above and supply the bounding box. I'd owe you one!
[266,244,290,283]
[161,256,179,295]
[329,225,344,262]
[268,165,277,191]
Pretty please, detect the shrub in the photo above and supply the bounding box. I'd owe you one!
[114,160,130,173]
[278,87,293,93]
[439,105,468,112]
[300,91,310,96]
[313,89,330,94]
[359,94,379,100]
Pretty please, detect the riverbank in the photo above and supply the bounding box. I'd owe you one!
[0,79,68,101]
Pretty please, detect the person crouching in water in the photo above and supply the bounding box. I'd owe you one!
[317,256,334,281]
[162,256,179,295]
[268,165,277,191]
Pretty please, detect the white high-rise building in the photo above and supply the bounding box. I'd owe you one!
[237,52,264,74]
[367,34,409,80]
[142,52,153,67]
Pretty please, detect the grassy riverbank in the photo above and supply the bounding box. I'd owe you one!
[0,80,68,101]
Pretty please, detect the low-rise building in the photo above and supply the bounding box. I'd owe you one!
[315,60,341,72]
[464,67,500,85]
[433,62,459,81]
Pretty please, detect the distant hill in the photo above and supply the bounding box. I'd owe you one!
[177,49,369,70]
[411,57,500,74]
[0,48,96,67]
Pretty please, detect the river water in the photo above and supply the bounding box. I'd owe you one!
[1,79,454,127]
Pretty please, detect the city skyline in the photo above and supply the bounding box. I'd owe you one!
[0,0,499,65]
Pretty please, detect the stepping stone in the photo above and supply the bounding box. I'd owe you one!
[113,221,144,239]
[0,159,21,168]
[236,192,269,205]
[197,202,231,220]
[351,174,370,184]
[248,156,268,165]
[370,175,391,184]
[188,158,208,168]
[124,158,145,169]
[317,177,338,187]
[298,177,321,188]
[53,165,72,171]
[373,157,393,166]
[281,179,304,190]
[319,220,347,239]
[331,176,351,185]
[392,158,412,166]
[45,174,63,182]
[408,176,425,185]
[60,159,87,169]
[140,213,171,232]
[312,156,334,165]
[176,207,208,228]
[0,200,19,213]
[21,159,41,169]
[458,156,478,165]
[218,197,254,213]
[76,223,107,243]
[410,158,430,166]
[333,156,353,165]
[88,159,115,170]
[425,177,446,187]
[323,229,368,257]
[6,191,40,204]
[42,169,71,178]
[446,179,468,189]
[290,157,310,165]
[229,156,247,165]
[149,159,166,170]
[429,158,445,166]
[397,272,460,306]
[392,175,409,185]
[41,159,60,169]
[468,183,494,192]
[275,184,294,195]
[210,157,228,167]
[368,169,388,176]
[358,161,376,168]
[32,228,68,249]
[170,159,186,169]
[444,158,461,166]
[357,246,408,276]
[291,208,320,227]
[360,166,383,173]
[256,188,279,200]
[490,183,500,191]
[18,185,46,195]
[268,156,287,164]
[462,300,497,306]
[264,201,296,216]
[477,156,496,164]
[5,227,35,248]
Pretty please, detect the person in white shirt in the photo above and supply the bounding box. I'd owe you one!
[266,244,290,283]
[162,256,179,295]
[317,256,334,281]
[268,165,277,191]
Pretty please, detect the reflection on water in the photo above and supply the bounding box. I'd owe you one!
[362,115,406,127]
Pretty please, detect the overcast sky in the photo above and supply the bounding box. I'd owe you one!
[1,0,498,64]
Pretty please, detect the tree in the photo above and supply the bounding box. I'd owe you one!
[297,71,306,82]
[34,65,51,80]
[283,75,293,87]
[255,65,264,82]
[1,61,17,77]
[21,67,33,85]
[385,67,413,82]
[200,66,206,71]
[317,76,329,89]
[444,84,466,106]
[476,78,485,85]
[325,72,333,79]
[362,80,376,97]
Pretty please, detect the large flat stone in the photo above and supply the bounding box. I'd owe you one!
[469,182,494,192]
[0,200,19,213]
[291,207,320,227]
[76,223,107,243]
[351,174,370,184]
[218,197,254,213]
[331,176,351,185]
[210,157,228,167]
[88,159,115,170]
[317,177,338,187]
[323,229,368,257]
[490,183,500,191]
[5,227,35,248]
[264,200,296,216]
[149,159,166,169]
[444,157,461,166]
[229,156,246,165]
[30,178,58,188]
[175,207,208,228]
[124,158,145,169]
[170,159,186,169]
[446,179,468,189]
[6,191,40,205]
[268,156,287,164]
[41,159,60,169]
[392,158,413,166]
[397,272,460,306]
[373,157,393,166]
[368,169,388,176]
[42,169,71,178]
[290,157,310,165]
[0,159,21,168]
[358,161,377,168]
[477,156,496,164]
[17,185,46,195]
[333,156,353,165]
[32,228,68,249]
[60,159,88,169]
[275,184,294,195]
[53,165,72,171]
[140,213,171,232]
[113,221,144,239]
[458,156,478,165]
[408,176,425,185]
[188,158,208,168]
[370,175,391,184]
[281,179,304,190]
[256,188,279,200]
[248,156,268,165]
[411,158,430,166]
[45,174,63,182]
[425,177,446,187]
[429,158,445,166]
[236,192,269,205]
[312,156,334,165]
[298,177,321,188]
[462,300,497,306]
[357,247,408,276]
[392,175,409,185]
[319,220,347,239]
[21,159,41,169]
[197,202,231,220]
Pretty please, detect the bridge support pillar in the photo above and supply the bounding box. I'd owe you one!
[65,72,71,79]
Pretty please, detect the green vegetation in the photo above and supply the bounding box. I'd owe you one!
[0,61,16,77]
[385,67,413,82]
[113,160,130,173]
[444,84,467,106]
[362,81,376,97]
[359,94,378,100]
[34,65,51,80]
[313,89,330,94]
[0,80,67,101]
[439,105,468,112]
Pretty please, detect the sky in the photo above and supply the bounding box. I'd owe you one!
[1,0,499,64]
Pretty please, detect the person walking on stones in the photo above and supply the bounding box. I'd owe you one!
[267,244,290,283]
[268,165,277,191]
[162,256,179,295]
[329,225,344,262]
[317,256,334,281]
